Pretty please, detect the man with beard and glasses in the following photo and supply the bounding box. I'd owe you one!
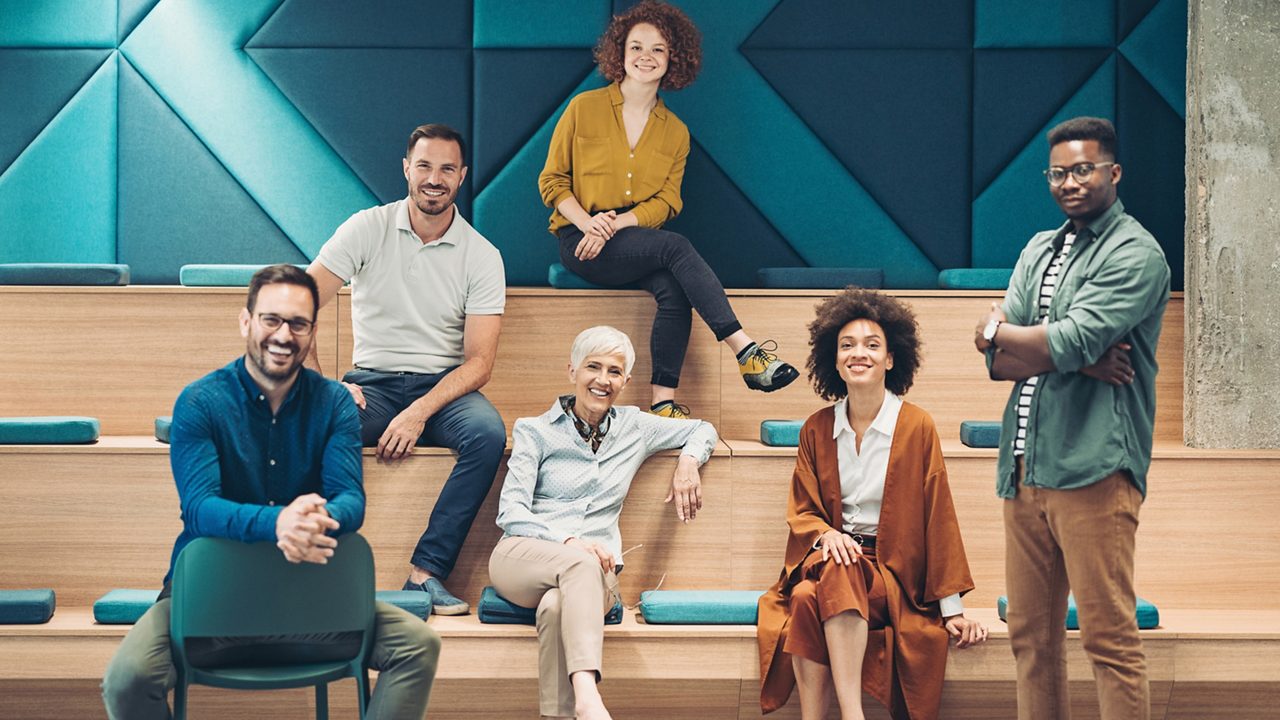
[102,265,440,720]
[307,124,506,615]
[973,117,1170,720]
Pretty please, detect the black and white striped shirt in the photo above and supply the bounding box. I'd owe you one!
[1014,232,1076,456]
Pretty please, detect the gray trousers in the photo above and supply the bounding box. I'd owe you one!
[102,600,440,720]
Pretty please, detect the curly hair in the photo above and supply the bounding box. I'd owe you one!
[806,288,923,400]
[594,1,702,90]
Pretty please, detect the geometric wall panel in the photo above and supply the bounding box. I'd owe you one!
[744,0,973,49]
[0,0,115,47]
[1119,0,1164,41]
[118,0,161,43]
[250,0,471,49]
[976,0,1114,48]
[117,58,305,284]
[1119,0,1187,117]
[0,54,115,264]
[0,49,109,175]
[473,0,607,48]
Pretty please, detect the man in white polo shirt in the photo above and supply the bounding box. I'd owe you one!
[308,124,506,615]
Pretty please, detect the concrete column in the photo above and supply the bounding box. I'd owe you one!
[1185,0,1280,448]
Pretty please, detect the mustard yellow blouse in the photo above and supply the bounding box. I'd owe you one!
[538,82,690,233]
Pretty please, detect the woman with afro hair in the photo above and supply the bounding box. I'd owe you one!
[538,0,797,420]
[756,288,987,719]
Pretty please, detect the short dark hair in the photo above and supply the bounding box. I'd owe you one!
[1047,116,1118,160]
[246,264,319,321]
[406,123,468,167]
[806,288,922,400]
[594,0,702,90]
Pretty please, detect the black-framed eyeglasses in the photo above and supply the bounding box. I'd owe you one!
[1044,161,1117,187]
[256,313,314,336]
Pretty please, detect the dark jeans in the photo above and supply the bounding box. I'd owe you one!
[558,225,742,388]
[343,367,506,579]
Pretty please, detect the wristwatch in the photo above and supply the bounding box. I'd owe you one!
[982,318,1002,346]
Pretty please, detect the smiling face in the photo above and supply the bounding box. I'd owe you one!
[1048,139,1121,224]
[835,319,894,392]
[239,282,315,383]
[622,22,669,85]
[402,136,466,217]
[568,352,631,422]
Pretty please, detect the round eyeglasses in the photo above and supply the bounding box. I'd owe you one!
[1044,161,1117,187]
[256,312,314,336]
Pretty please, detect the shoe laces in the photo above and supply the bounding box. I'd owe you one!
[654,401,691,419]
[750,339,780,365]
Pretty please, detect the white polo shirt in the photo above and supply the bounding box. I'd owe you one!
[315,199,506,374]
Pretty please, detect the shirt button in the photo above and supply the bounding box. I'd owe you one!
[271,418,276,425]
[625,190,631,196]
[269,459,276,466]
[258,395,265,401]
[626,172,632,178]
[629,153,634,158]
[268,500,275,506]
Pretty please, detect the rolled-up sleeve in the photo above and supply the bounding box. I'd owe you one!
[1047,239,1170,372]
[538,101,578,210]
[638,412,717,464]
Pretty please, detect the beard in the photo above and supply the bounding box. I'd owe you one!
[249,339,303,381]
[414,185,456,216]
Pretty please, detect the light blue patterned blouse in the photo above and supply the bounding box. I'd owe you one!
[496,400,718,566]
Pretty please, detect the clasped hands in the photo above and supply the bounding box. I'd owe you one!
[574,211,627,261]
[275,493,340,564]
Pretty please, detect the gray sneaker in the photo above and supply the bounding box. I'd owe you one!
[402,576,470,616]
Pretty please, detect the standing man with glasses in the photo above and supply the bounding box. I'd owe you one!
[972,117,1170,720]
[308,123,507,615]
[103,265,440,720]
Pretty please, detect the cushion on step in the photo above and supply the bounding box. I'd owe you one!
[757,267,883,290]
[937,268,1014,290]
[638,590,765,624]
[760,419,803,447]
[0,589,56,624]
[94,589,160,624]
[960,421,1001,448]
[155,416,172,444]
[478,586,623,625]
[0,417,100,444]
[547,263,638,290]
[0,263,130,286]
[376,590,432,620]
[179,264,307,287]
[997,594,1160,630]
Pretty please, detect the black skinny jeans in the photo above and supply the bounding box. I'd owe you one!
[558,224,742,388]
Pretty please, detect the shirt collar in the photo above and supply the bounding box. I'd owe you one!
[607,81,668,120]
[832,390,903,440]
[396,198,462,247]
[1051,198,1125,251]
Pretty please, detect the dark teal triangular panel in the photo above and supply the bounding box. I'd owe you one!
[118,0,161,43]
[973,49,1112,195]
[1118,0,1162,41]
[745,48,972,269]
[117,58,304,284]
[1117,56,1184,290]
[248,48,472,210]
[473,49,594,193]
[743,0,973,49]
[975,0,1114,48]
[665,139,804,287]
[0,49,109,176]
[249,0,470,48]
[1119,0,1186,117]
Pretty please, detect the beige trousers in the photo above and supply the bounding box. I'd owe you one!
[489,536,616,717]
[1004,467,1149,720]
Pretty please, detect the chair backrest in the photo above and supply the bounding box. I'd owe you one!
[170,534,375,658]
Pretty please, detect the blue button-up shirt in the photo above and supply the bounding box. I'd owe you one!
[496,401,718,566]
[164,358,364,584]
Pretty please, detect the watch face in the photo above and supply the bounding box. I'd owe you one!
[984,320,999,341]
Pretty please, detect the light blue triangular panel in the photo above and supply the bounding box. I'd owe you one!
[0,54,116,263]
[972,56,1116,267]
[1119,0,1186,118]
[118,0,162,44]
[0,0,115,47]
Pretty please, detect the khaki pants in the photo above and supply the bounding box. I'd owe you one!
[102,600,440,720]
[1004,468,1149,720]
[489,536,616,717]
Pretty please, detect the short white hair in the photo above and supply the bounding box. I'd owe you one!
[569,326,635,375]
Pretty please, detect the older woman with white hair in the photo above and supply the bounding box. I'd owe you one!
[489,325,718,720]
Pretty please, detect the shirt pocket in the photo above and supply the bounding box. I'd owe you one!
[573,136,612,177]
[641,150,677,191]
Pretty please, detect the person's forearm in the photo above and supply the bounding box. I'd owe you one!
[993,322,1054,374]
[990,348,1049,381]
[556,195,594,232]
[407,357,493,420]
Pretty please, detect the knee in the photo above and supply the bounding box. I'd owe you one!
[790,581,818,613]
[659,230,694,256]
[102,650,167,708]
[536,589,563,625]
[399,622,443,673]
[459,411,507,457]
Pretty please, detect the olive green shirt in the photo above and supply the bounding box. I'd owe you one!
[988,200,1171,499]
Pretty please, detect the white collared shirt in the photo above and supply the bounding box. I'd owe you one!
[833,391,964,617]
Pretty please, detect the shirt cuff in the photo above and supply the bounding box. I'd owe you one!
[939,592,964,618]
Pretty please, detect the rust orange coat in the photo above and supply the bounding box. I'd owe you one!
[757,403,974,719]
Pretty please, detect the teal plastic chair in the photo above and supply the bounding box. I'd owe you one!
[169,534,376,719]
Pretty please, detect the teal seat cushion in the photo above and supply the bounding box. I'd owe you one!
[938,268,1014,290]
[639,590,764,624]
[757,267,883,289]
[960,421,1001,448]
[478,586,623,625]
[375,590,432,619]
[0,589,56,624]
[0,417,99,444]
[547,263,638,290]
[997,594,1160,630]
[0,263,130,286]
[155,416,172,444]
[94,589,160,624]
[760,419,804,447]
[179,264,306,287]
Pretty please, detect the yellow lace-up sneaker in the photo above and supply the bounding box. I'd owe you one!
[737,340,799,392]
[648,400,692,419]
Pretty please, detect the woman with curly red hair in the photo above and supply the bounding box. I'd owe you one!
[538,0,797,419]
[756,288,987,719]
